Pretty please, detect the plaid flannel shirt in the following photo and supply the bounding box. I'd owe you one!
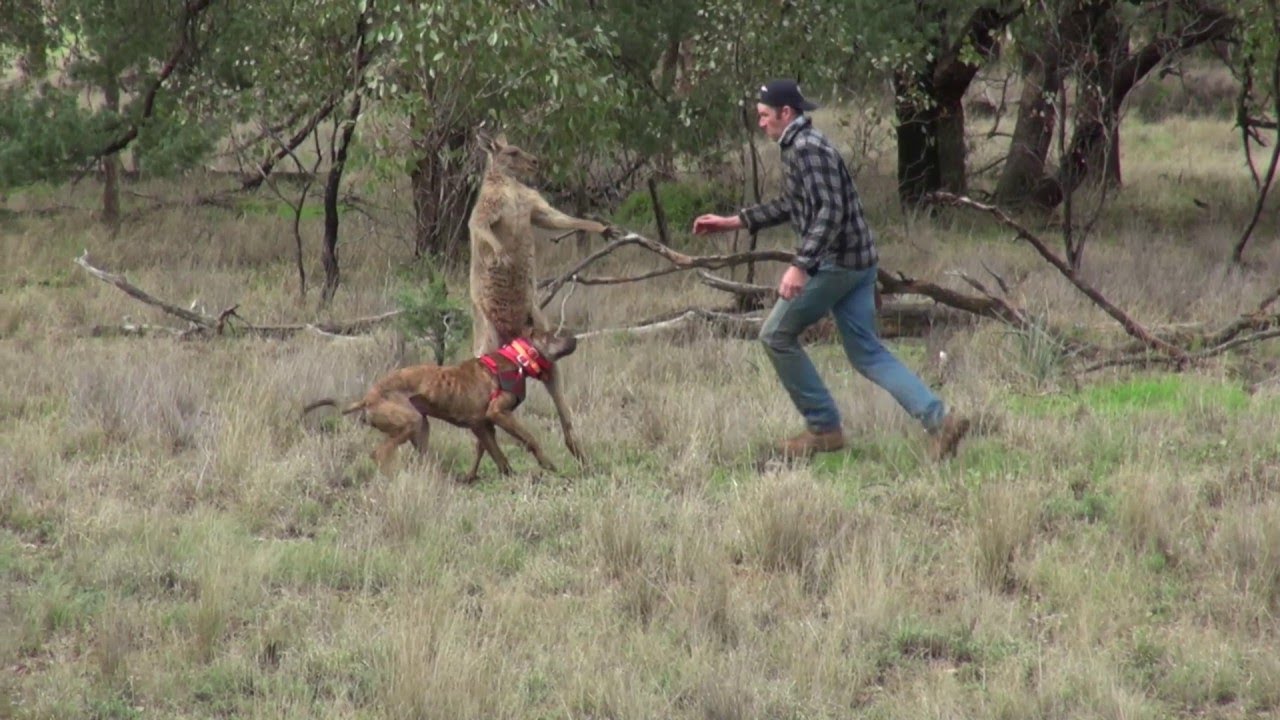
[738,115,877,274]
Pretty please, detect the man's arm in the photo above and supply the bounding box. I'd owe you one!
[692,194,789,236]
[739,197,790,233]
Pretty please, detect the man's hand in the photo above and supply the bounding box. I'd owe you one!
[692,213,743,235]
[777,265,807,300]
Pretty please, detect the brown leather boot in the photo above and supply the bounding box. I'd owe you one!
[929,413,971,461]
[772,428,846,460]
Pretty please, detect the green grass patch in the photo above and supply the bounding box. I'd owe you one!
[1011,374,1249,418]
[268,533,397,593]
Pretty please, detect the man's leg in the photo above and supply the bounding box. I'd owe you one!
[830,265,947,431]
[758,268,857,434]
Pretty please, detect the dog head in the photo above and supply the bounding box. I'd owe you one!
[524,329,578,362]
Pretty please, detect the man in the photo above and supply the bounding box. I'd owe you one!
[692,78,969,462]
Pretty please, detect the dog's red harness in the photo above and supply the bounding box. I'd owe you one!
[478,338,552,408]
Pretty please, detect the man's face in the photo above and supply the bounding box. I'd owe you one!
[756,103,794,141]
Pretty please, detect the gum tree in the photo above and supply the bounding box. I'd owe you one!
[367,0,622,263]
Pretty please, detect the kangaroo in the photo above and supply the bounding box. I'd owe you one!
[467,131,612,461]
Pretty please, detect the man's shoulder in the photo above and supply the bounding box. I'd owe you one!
[790,121,835,150]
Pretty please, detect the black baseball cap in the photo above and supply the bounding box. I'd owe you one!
[757,79,819,112]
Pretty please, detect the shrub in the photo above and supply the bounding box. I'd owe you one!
[613,180,739,235]
[394,261,469,365]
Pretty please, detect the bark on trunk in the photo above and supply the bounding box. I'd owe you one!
[894,5,1020,206]
[101,76,121,229]
[319,5,373,307]
[410,124,475,265]
[995,48,1063,208]
[895,71,943,207]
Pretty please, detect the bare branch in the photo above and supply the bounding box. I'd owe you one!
[74,252,401,339]
[84,0,216,164]
[926,192,1188,363]
[75,251,215,328]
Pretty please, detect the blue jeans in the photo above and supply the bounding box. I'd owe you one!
[759,263,946,434]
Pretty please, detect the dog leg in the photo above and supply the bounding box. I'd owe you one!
[462,436,485,484]
[526,307,585,463]
[463,422,511,483]
[365,396,424,477]
[410,417,430,456]
[487,407,557,473]
[371,428,415,476]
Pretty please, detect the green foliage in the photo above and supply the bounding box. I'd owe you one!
[614,180,738,233]
[130,96,221,177]
[394,262,469,366]
[370,0,623,181]
[0,87,117,187]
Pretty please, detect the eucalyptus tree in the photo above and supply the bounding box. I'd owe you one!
[0,0,221,223]
[1228,0,1279,263]
[365,0,623,263]
[994,0,1237,216]
[835,0,1023,205]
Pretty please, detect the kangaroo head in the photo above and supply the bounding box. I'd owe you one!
[480,130,539,179]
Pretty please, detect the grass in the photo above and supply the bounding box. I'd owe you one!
[2,110,1280,718]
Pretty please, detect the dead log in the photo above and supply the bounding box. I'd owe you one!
[695,270,978,337]
[539,230,1030,332]
[925,192,1189,364]
[74,251,402,339]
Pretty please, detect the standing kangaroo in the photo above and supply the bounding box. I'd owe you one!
[467,131,611,461]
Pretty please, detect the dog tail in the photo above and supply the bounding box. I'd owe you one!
[302,397,367,416]
[302,398,339,415]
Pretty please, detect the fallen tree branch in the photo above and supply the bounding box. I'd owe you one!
[575,307,763,340]
[74,251,401,338]
[1081,327,1280,374]
[926,192,1189,364]
[75,251,215,329]
[539,230,1032,332]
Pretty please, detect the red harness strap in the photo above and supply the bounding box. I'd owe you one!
[478,338,553,408]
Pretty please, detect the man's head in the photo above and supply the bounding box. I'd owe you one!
[755,78,818,141]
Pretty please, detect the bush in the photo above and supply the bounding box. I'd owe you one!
[394,262,469,365]
[613,180,739,235]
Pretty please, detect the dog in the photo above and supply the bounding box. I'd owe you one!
[303,329,579,483]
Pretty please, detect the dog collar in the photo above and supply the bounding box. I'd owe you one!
[478,338,552,407]
[497,338,551,380]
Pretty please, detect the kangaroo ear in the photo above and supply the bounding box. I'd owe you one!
[475,123,495,152]
[492,132,508,149]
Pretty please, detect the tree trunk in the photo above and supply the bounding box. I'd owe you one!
[319,4,373,307]
[936,95,968,195]
[320,103,358,307]
[999,3,1234,211]
[895,70,942,207]
[410,123,475,265]
[995,48,1063,208]
[893,5,1020,206]
[1060,10,1129,195]
[101,76,121,229]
